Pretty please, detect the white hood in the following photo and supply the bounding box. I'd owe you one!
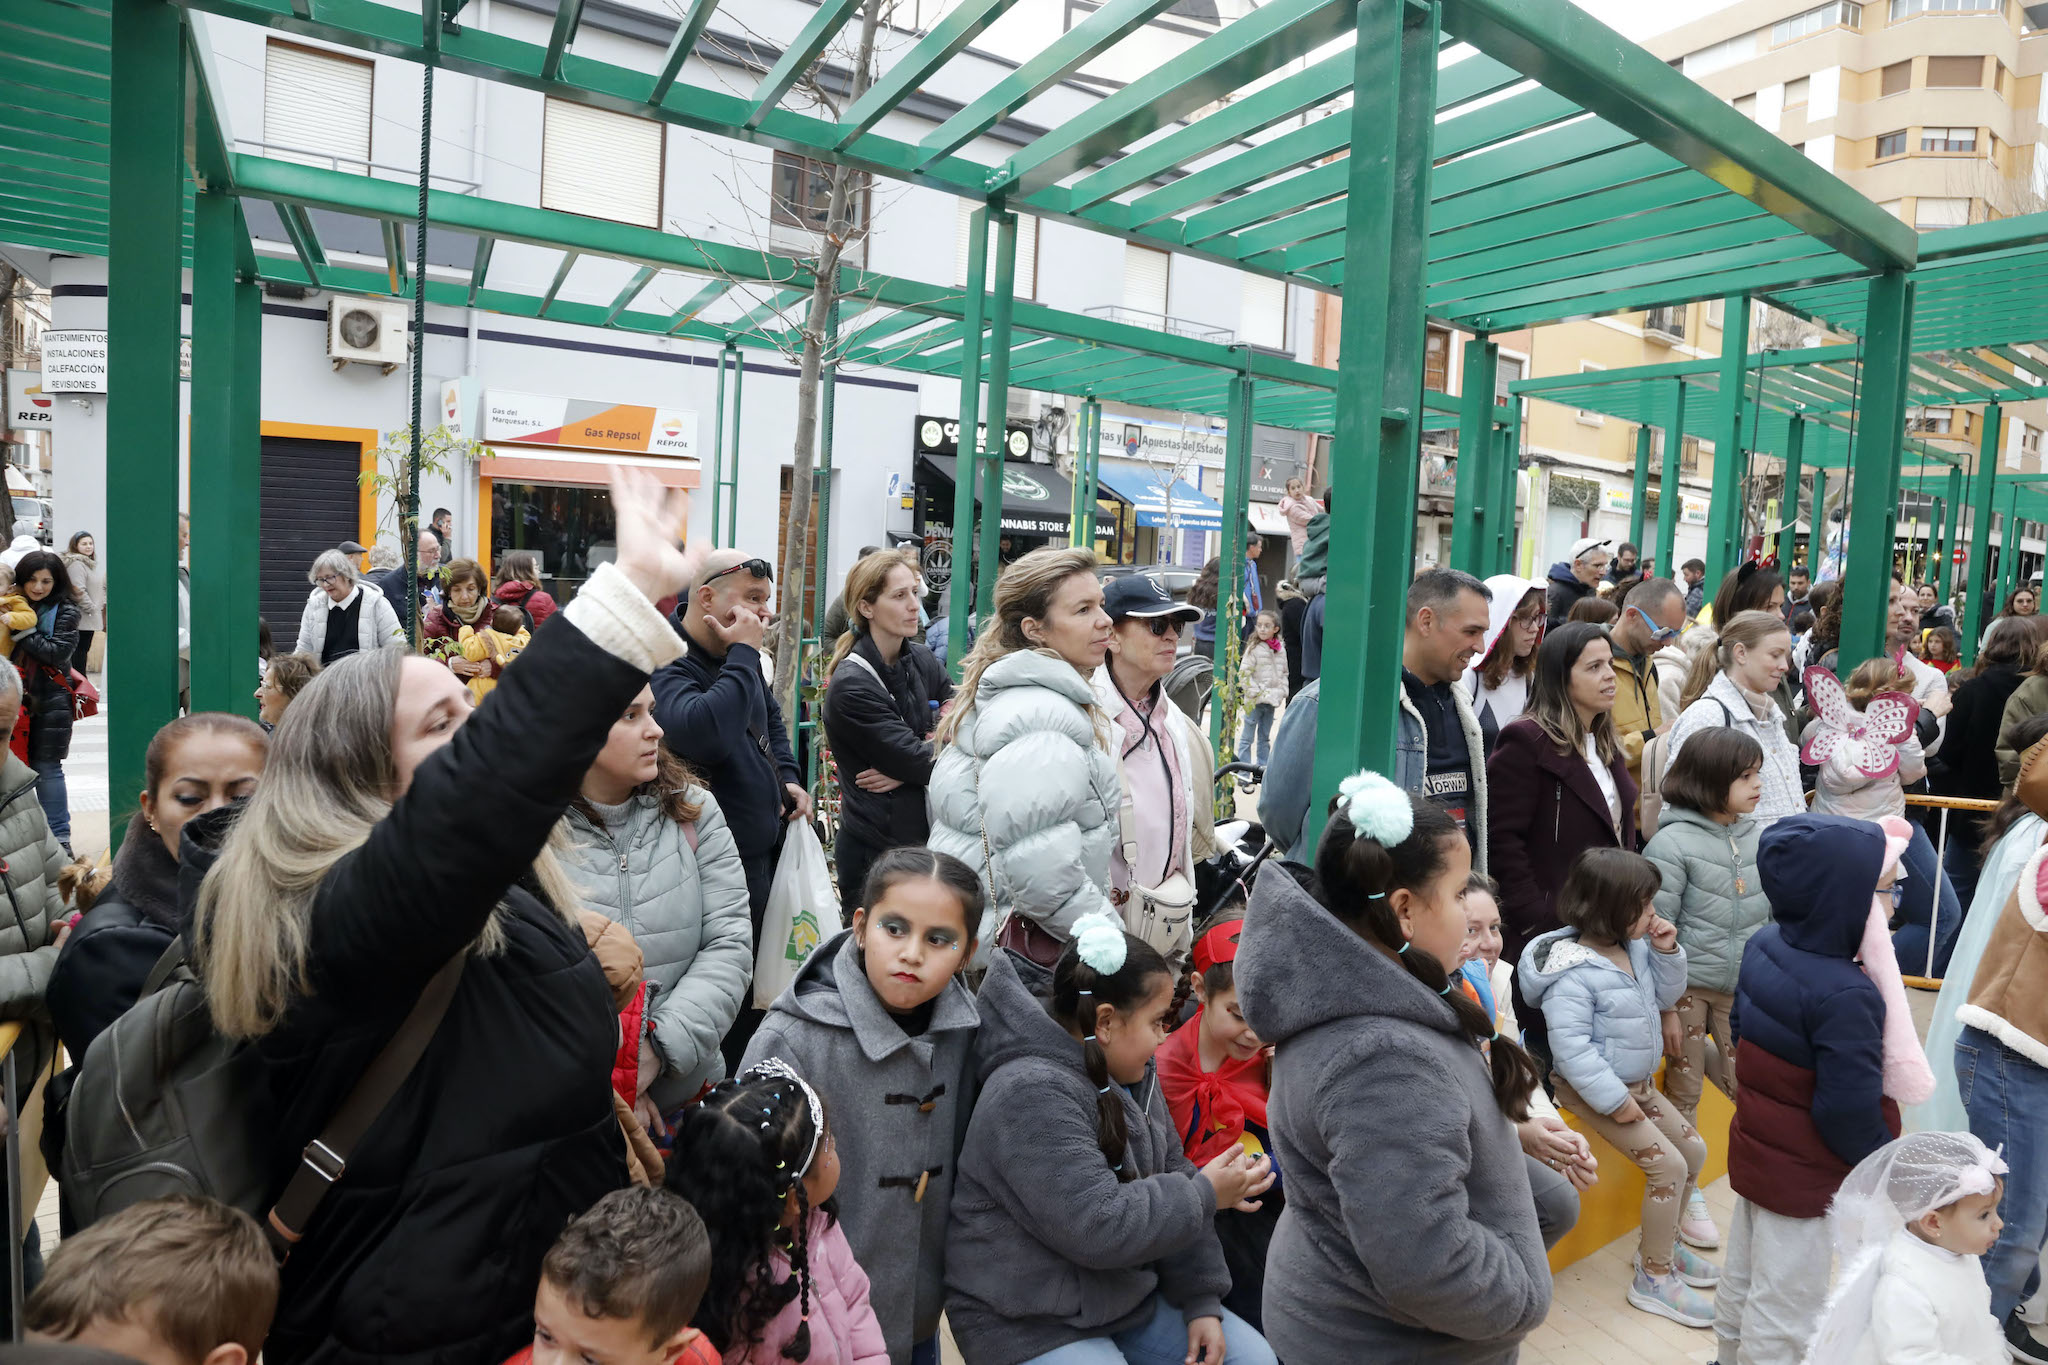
[1478,574,1544,666]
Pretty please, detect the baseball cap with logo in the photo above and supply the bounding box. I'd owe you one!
[1103,573,1202,625]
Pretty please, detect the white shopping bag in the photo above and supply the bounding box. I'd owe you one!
[753,821,836,1008]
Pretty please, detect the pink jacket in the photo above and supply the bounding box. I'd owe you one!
[1277,493,1321,555]
[722,1212,887,1365]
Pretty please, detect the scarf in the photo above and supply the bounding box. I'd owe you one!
[109,810,183,930]
[1156,1011,1271,1168]
[447,594,488,629]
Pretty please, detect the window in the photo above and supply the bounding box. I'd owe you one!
[1708,297,1725,327]
[1681,436,1701,474]
[1875,129,1907,157]
[772,151,873,259]
[542,99,663,227]
[1576,361,1605,426]
[1424,327,1451,393]
[1734,93,1758,118]
[1784,76,1811,105]
[1772,1,1861,42]
[1926,54,1985,87]
[1494,353,1527,407]
[1921,126,1978,152]
[1643,305,1685,340]
[1914,196,1971,228]
[1682,30,1759,76]
[953,201,1036,299]
[1891,0,2001,16]
[1908,407,1954,433]
[263,40,372,173]
[1240,273,1289,350]
[2025,425,2044,457]
[1123,244,1170,317]
[1880,60,1912,95]
[1879,198,1905,218]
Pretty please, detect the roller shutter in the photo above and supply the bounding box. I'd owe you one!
[261,435,360,645]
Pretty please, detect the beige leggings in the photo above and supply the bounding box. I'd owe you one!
[1555,1076,1707,1275]
[1659,988,1737,1126]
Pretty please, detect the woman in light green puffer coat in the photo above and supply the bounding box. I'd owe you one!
[1641,728,1772,1250]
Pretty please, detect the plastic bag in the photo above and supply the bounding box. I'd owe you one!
[754,821,835,1008]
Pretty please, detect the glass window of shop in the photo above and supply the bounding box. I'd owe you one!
[490,482,618,605]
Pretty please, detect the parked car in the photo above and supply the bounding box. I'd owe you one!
[10,497,50,544]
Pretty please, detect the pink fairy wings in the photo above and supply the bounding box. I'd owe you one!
[1799,665,1921,781]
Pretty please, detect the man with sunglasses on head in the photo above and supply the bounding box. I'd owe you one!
[650,550,812,961]
[1611,578,1686,803]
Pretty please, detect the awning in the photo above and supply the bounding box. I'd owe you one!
[1249,502,1289,537]
[916,454,1076,537]
[1094,459,1224,533]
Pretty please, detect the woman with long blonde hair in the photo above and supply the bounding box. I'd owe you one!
[1665,609,1805,829]
[190,469,701,1365]
[820,548,952,904]
[926,546,1120,966]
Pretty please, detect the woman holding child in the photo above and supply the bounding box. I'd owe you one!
[190,469,701,1365]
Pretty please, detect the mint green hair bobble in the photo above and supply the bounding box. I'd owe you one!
[1337,770,1414,846]
[1070,912,1128,975]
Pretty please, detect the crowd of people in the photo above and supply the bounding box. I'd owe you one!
[6,481,2048,1365]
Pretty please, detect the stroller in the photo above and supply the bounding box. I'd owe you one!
[1162,654,1214,726]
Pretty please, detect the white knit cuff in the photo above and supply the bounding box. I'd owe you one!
[560,561,683,675]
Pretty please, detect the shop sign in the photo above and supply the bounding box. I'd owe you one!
[483,389,696,458]
[1247,449,1304,503]
[914,413,1032,460]
[1106,413,1227,468]
[439,377,480,438]
[1682,495,1709,526]
[1603,487,1632,514]
[41,331,108,393]
[5,372,50,429]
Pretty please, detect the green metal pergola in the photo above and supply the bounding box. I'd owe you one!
[11,0,1935,843]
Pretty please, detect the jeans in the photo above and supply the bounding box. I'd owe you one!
[1890,821,1963,978]
[1237,704,1274,767]
[69,629,92,674]
[910,1340,938,1365]
[1525,1152,1581,1249]
[30,757,67,847]
[1018,1295,1276,1365]
[1957,1025,2048,1322]
[1941,814,1987,926]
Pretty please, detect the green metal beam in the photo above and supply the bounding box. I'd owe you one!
[381,217,408,292]
[834,0,1020,149]
[747,0,863,130]
[1629,422,1650,553]
[648,0,719,106]
[540,0,583,81]
[468,234,493,303]
[1450,335,1495,575]
[1963,402,2001,663]
[1776,416,1804,573]
[1839,271,1913,664]
[667,276,733,331]
[976,208,1019,623]
[946,206,988,678]
[537,249,580,313]
[1655,378,1685,578]
[601,265,656,324]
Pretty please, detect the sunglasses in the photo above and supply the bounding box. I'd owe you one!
[703,558,774,587]
[1119,615,1184,637]
[1627,605,1680,643]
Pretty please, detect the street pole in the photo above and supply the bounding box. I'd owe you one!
[945,208,988,679]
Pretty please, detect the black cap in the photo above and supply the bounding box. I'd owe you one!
[1103,573,1202,624]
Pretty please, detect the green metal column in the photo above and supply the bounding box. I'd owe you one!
[1492,416,1517,576]
[189,189,260,717]
[1937,464,1962,605]
[2002,483,2023,610]
[1811,467,1829,576]
[1838,272,1913,665]
[1308,0,1439,842]
[1212,369,1254,770]
[1449,335,1495,577]
[1705,294,1751,587]
[1078,397,1103,550]
[1628,424,1651,556]
[721,345,743,547]
[975,209,1018,621]
[944,208,988,677]
[1776,417,1804,574]
[1654,380,1686,579]
[708,345,730,547]
[106,0,187,835]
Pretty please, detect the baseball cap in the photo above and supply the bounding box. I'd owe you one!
[1570,536,1612,563]
[1103,573,1202,624]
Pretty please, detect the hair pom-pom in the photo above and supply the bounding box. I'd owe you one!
[1071,912,1128,975]
[1338,770,1414,846]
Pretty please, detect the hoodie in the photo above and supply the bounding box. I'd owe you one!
[1544,561,1595,629]
[944,953,1227,1365]
[1729,814,1900,1219]
[1519,928,1688,1117]
[1462,574,1543,756]
[743,932,979,1363]
[1235,869,1549,1365]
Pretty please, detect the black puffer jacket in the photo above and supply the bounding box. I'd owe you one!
[47,810,182,1061]
[239,568,666,1365]
[821,634,951,853]
[1929,660,2025,802]
[1544,562,1593,629]
[14,602,79,764]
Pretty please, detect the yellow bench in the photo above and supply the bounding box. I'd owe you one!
[1546,1070,1736,1271]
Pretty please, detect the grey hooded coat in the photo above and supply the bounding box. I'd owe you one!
[743,931,978,1364]
[1641,804,1771,995]
[926,651,1120,950]
[1235,869,1549,1365]
[944,953,1229,1365]
[558,784,753,1107]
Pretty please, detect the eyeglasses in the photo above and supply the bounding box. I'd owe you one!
[1129,616,1182,637]
[703,558,774,587]
[1627,605,1680,643]
[316,574,345,587]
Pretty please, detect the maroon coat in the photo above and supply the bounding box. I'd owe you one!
[1485,717,1639,970]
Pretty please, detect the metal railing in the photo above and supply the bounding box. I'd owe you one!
[1080,305,1236,345]
[1904,793,1999,984]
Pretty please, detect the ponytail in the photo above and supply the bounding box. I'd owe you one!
[1048,929,1178,1181]
[1313,794,1541,1121]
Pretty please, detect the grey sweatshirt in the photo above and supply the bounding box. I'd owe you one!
[944,953,1229,1365]
[1235,869,1551,1364]
[743,931,979,1364]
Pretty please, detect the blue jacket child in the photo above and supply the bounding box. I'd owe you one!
[1519,926,1688,1116]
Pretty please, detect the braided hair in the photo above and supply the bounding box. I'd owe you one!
[1312,794,1541,1120]
[1046,930,1181,1182]
[665,1070,836,1360]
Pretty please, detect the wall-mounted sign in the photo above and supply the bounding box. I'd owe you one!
[915,414,1033,460]
[1603,486,1633,514]
[482,389,696,458]
[41,331,108,393]
[1104,413,1228,468]
[5,372,50,429]
[1682,495,1710,526]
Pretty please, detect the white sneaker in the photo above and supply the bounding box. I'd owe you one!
[1679,1190,1721,1249]
[1628,1266,1715,1329]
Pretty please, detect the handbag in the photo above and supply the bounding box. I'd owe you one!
[977,799,1067,970]
[1109,741,1195,963]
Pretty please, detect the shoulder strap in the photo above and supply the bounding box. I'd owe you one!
[141,936,188,996]
[841,653,882,686]
[1715,698,1734,726]
[266,955,466,1259]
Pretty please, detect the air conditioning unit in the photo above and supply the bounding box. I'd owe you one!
[328,297,409,374]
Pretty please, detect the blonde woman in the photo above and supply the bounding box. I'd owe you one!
[1666,609,1804,829]
[820,548,952,904]
[926,546,1120,967]
[192,468,701,1365]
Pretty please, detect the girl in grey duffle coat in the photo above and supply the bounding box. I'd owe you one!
[743,849,983,1365]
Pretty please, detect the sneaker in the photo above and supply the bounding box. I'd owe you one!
[1679,1191,1721,1249]
[1671,1244,1721,1289]
[1627,1266,1715,1329]
[2008,1315,2048,1364]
